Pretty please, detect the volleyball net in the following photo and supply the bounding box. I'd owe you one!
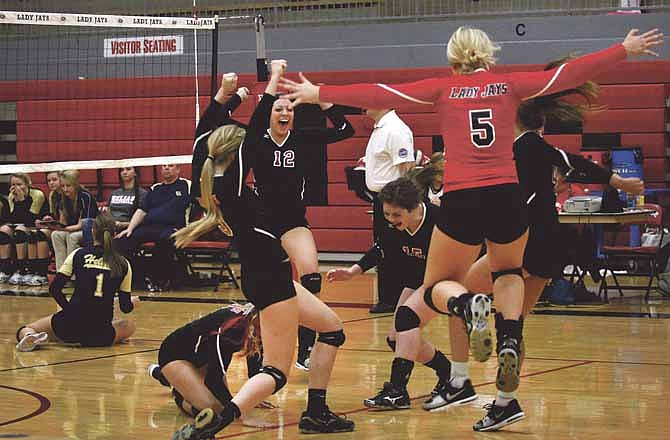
[0,8,241,197]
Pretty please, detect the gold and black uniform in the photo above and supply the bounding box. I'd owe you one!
[50,246,133,347]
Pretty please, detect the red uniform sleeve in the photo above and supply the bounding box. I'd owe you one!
[511,44,627,100]
[319,77,443,109]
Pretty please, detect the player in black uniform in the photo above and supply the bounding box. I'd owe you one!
[170,60,354,439]
[15,214,138,351]
[437,58,645,432]
[245,61,354,371]
[327,176,454,411]
[148,303,269,418]
[0,173,50,286]
[191,73,249,203]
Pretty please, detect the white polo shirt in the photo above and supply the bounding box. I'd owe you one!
[364,110,415,192]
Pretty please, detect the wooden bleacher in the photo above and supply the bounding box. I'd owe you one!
[2,60,668,253]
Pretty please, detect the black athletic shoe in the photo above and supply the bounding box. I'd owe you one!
[148,364,170,387]
[298,407,355,434]
[473,399,525,432]
[496,338,521,393]
[363,382,411,410]
[426,376,448,400]
[145,277,161,293]
[463,294,493,362]
[422,379,478,412]
[295,350,310,371]
[171,408,230,440]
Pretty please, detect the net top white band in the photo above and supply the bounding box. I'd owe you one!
[0,10,218,29]
[0,155,192,175]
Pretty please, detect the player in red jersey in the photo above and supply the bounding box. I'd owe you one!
[282,27,663,431]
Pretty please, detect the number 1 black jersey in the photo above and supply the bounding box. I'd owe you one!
[59,246,132,323]
[358,203,438,290]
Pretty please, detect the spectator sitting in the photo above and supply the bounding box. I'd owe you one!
[114,164,191,292]
[106,166,147,232]
[0,173,50,286]
[51,170,99,273]
[39,171,64,242]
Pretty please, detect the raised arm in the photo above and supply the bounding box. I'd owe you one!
[282,72,443,110]
[300,103,355,144]
[196,73,249,137]
[512,28,663,100]
[246,60,287,136]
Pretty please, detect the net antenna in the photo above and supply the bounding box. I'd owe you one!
[255,14,268,82]
[192,0,200,127]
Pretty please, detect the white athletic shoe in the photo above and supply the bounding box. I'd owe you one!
[0,271,10,283]
[8,272,25,285]
[16,332,48,352]
[24,274,45,287]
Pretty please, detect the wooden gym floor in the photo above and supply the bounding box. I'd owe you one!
[1,272,669,439]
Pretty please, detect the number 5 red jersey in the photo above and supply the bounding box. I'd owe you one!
[319,44,626,191]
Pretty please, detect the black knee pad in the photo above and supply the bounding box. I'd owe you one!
[386,336,396,352]
[27,231,39,244]
[13,230,28,244]
[258,365,287,394]
[423,287,449,315]
[317,329,346,347]
[300,272,322,294]
[0,231,10,245]
[34,230,48,242]
[491,267,523,283]
[172,388,201,417]
[395,305,420,332]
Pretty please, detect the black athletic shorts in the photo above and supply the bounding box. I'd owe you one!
[437,183,528,245]
[158,324,208,368]
[160,328,234,408]
[256,205,309,239]
[238,229,297,310]
[51,310,116,347]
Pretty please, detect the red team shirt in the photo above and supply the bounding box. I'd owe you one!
[319,44,627,192]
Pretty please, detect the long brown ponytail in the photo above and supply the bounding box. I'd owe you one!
[518,56,602,131]
[173,124,247,248]
[95,213,127,278]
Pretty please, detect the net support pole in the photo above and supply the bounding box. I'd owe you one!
[255,14,268,82]
[193,0,200,126]
[210,14,219,99]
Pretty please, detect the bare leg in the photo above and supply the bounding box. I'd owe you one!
[282,227,320,367]
[485,232,528,320]
[296,284,342,390]
[388,287,415,343]
[230,296,298,416]
[281,227,319,277]
[162,361,225,413]
[18,315,58,342]
[111,319,136,344]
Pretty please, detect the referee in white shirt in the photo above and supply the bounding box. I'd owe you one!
[364,108,415,313]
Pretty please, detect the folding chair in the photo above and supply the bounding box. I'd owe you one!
[599,203,664,302]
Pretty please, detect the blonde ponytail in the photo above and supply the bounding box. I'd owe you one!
[173,124,246,249]
[95,213,127,279]
[447,26,500,74]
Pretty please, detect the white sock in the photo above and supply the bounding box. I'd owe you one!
[450,361,469,388]
[496,391,516,407]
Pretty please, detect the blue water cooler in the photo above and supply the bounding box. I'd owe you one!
[609,148,644,246]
